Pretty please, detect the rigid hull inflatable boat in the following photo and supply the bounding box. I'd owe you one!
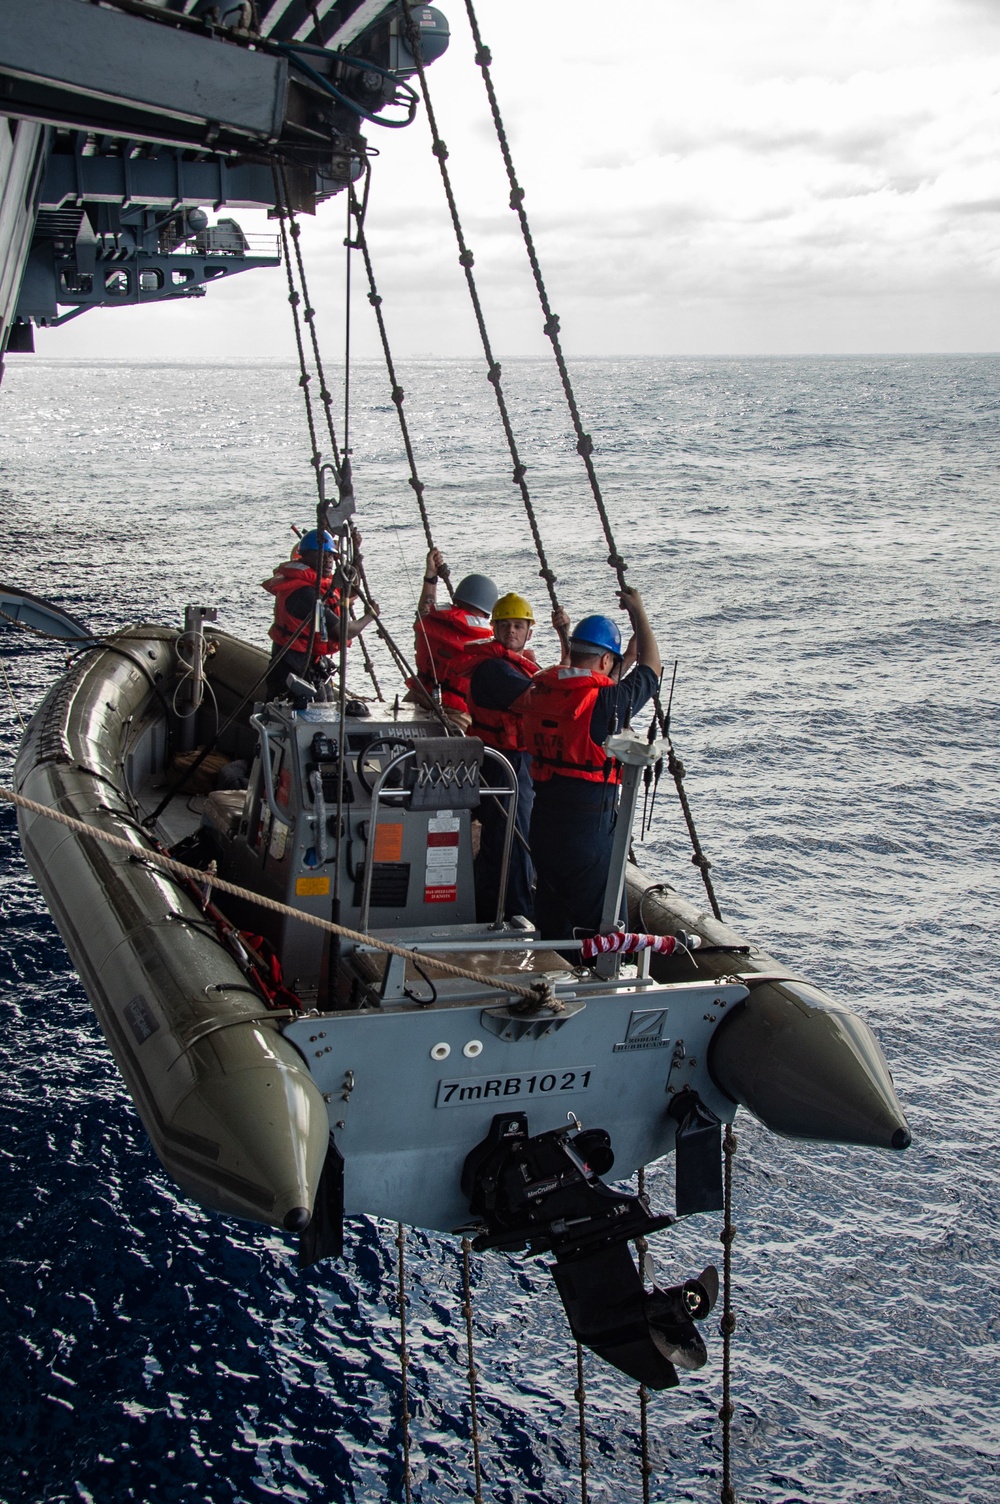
[14,613,911,1387]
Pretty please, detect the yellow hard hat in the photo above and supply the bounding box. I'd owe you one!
[492,592,535,623]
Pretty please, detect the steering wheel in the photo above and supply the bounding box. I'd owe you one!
[355,736,416,795]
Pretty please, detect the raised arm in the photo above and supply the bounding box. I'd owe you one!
[417,547,445,616]
[552,605,572,665]
[619,586,661,678]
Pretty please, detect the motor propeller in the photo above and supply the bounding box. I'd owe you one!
[461,1113,718,1390]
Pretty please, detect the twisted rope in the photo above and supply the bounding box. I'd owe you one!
[462,0,628,590]
[396,1223,414,1504]
[349,173,454,601]
[398,0,561,613]
[461,1237,484,1503]
[3,787,556,1004]
[460,2,725,920]
[720,1123,738,1504]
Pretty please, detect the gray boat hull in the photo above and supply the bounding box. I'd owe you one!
[14,621,910,1246]
[14,628,330,1231]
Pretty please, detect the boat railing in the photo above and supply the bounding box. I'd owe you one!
[249,712,292,829]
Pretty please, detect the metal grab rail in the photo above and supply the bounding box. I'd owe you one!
[249,713,292,828]
[358,746,519,932]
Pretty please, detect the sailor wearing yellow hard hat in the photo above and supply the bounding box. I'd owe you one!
[447,592,571,922]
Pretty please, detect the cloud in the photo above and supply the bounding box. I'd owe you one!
[34,0,1000,358]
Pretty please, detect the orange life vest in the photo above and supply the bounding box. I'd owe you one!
[447,638,539,751]
[519,665,621,784]
[263,562,341,663]
[413,605,494,711]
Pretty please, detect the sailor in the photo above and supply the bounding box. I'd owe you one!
[262,529,376,701]
[519,587,661,947]
[447,593,571,921]
[410,548,498,729]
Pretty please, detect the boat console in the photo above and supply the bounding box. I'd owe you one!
[211,697,524,998]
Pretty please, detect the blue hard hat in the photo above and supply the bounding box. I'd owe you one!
[571,614,622,656]
[455,573,498,616]
[299,528,336,553]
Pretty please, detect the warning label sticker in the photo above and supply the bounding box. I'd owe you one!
[424,884,458,904]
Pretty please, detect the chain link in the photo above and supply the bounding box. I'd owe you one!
[276,162,344,481]
[271,163,324,493]
[462,0,628,590]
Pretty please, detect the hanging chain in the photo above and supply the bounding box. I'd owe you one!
[348,172,454,600]
[461,1237,485,1504]
[575,1342,589,1504]
[396,1223,414,1504]
[458,2,724,918]
[398,0,561,614]
[720,1124,738,1504]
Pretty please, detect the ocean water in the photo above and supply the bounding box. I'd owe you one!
[0,353,997,1503]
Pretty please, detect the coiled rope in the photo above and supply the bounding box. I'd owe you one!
[1,786,557,1006]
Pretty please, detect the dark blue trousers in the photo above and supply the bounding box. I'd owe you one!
[529,781,619,948]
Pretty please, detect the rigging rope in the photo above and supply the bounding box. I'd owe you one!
[456,0,725,920]
[398,0,561,614]
[272,163,326,495]
[396,1223,414,1504]
[1,658,26,732]
[461,1237,485,1504]
[343,185,353,463]
[720,1124,738,1504]
[348,170,454,600]
[462,0,627,593]
[274,161,345,483]
[635,1165,652,1504]
[575,1342,589,1504]
[1,787,557,1005]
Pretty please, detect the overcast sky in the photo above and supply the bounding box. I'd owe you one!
[37,0,1000,359]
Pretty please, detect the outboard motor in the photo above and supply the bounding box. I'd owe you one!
[462,1114,718,1389]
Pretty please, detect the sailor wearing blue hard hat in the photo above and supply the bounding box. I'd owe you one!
[262,527,377,701]
[518,586,661,950]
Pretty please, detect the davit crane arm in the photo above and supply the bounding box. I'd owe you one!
[0,0,449,355]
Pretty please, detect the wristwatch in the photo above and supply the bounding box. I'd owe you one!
[424,574,439,584]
